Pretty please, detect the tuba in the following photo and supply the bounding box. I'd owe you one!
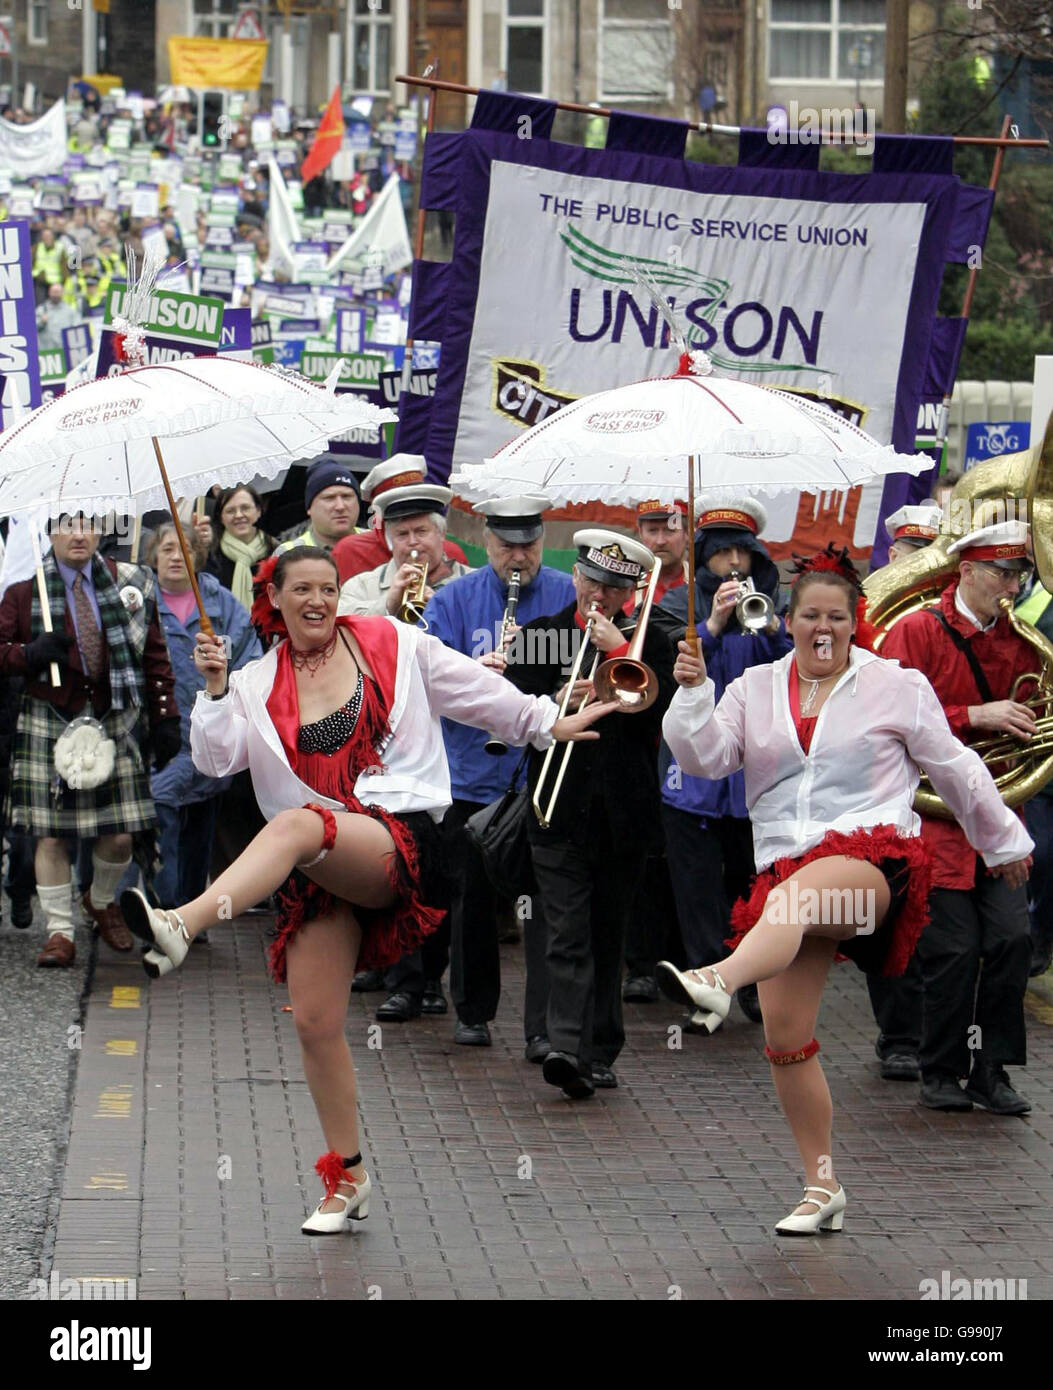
[862,411,1053,816]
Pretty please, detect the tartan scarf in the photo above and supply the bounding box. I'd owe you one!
[32,552,143,711]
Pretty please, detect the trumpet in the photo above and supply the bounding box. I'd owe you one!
[398,548,430,628]
[731,571,775,634]
[484,569,522,757]
[532,603,599,828]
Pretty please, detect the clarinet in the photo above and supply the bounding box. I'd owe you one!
[483,569,522,756]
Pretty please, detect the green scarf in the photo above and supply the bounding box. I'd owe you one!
[32,552,143,711]
[220,529,270,609]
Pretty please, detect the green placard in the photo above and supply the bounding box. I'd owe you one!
[39,350,68,384]
[298,346,386,386]
[104,281,226,346]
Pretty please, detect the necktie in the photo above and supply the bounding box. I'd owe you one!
[73,572,105,682]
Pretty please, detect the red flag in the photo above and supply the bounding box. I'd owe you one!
[300,86,345,184]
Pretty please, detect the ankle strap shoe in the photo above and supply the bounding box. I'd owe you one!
[301,1171,372,1235]
[774,1184,846,1236]
[120,888,191,976]
[656,961,733,1028]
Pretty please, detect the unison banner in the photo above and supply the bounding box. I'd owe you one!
[408,99,993,561]
[0,220,42,429]
[0,100,67,178]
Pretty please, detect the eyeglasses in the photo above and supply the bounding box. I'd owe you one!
[976,561,1032,586]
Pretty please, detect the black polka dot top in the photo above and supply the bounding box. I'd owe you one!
[297,672,365,756]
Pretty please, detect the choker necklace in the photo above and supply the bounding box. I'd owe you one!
[799,664,847,715]
[290,630,338,673]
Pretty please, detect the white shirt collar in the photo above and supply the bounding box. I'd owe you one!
[955,586,996,632]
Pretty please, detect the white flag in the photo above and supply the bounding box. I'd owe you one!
[0,100,68,178]
[325,175,412,276]
[267,155,302,277]
[0,509,50,601]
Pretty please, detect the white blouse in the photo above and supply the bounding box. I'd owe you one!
[191,618,558,821]
[662,646,1033,871]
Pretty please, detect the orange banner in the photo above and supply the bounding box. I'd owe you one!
[167,36,268,92]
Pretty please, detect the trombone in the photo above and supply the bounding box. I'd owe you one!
[532,604,600,828]
[398,548,430,628]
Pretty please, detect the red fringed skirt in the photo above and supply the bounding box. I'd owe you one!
[727,824,933,978]
[268,803,449,984]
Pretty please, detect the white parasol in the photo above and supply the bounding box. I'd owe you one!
[451,354,931,506]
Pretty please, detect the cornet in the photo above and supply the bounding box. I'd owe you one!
[731,571,775,634]
[398,548,430,628]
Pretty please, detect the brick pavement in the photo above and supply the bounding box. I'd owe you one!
[49,918,1053,1301]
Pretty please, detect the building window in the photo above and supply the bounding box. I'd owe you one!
[769,0,885,84]
[599,0,674,103]
[27,0,48,46]
[347,0,392,96]
[504,0,545,97]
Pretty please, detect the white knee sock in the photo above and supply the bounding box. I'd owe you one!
[38,881,74,941]
[90,852,132,911]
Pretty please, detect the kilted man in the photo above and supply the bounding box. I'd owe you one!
[0,515,180,967]
[507,529,674,1097]
[881,521,1036,1114]
[421,496,574,1052]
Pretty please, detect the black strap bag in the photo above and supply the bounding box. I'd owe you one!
[464,750,537,897]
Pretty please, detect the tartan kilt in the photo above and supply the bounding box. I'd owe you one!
[5,696,158,839]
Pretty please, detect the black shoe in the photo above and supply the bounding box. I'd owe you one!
[919,1075,973,1111]
[622,974,658,1003]
[880,1053,920,1082]
[9,897,33,929]
[964,1066,1031,1116]
[351,969,386,993]
[591,1064,618,1089]
[524,1035,549,1064]
[192,930,209,946]
[542,1051,594,1100]
[738,982,763,1023]
[454,1020,491,1046]
[376,991,422,1022]
[1029,946,1052,977]
[421,980,448,1015]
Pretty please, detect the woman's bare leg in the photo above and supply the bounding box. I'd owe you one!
[694,857,891,993]
[169,808,397,938]
[285,906,365,1212]
[759,935,841,1215]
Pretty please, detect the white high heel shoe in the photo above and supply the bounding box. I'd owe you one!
[656,962,733,1033]
[301,1171,372,1235]
[774,1184,846,1236]
[120,889,191,977]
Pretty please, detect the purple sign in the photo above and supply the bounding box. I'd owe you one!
[0,219,42,429]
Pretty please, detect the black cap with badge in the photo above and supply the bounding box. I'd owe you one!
[472,494,550,544]
[572,528,655,589]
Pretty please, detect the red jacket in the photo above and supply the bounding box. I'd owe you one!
[332,525,469,585]
[0,560,178,727]
[880,580,1033,889]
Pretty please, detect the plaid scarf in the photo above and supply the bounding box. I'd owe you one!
[32,552,143,712]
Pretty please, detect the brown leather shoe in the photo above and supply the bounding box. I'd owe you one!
[37,934,76,968]
[81,892,135,951]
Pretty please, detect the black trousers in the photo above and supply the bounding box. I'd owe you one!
[1024,793,1053,960]
[867,953,923,1058]
[385,916,451,998]
[917,868,1031,1079]
[661,804,755,964]
[624,852,683,976]
[443,798,549,1033]
[529,806,644,1070]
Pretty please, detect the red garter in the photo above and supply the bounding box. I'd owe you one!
[727,824,933,978]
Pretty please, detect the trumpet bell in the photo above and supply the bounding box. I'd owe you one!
[592,656,658,711]
[734,576,775,633]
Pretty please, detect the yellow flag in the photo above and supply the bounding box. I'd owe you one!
[168,36,269,92]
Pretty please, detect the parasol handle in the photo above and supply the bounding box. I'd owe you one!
[29,526,61,689]
[151,436,216,639]
[685,453,699,656]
